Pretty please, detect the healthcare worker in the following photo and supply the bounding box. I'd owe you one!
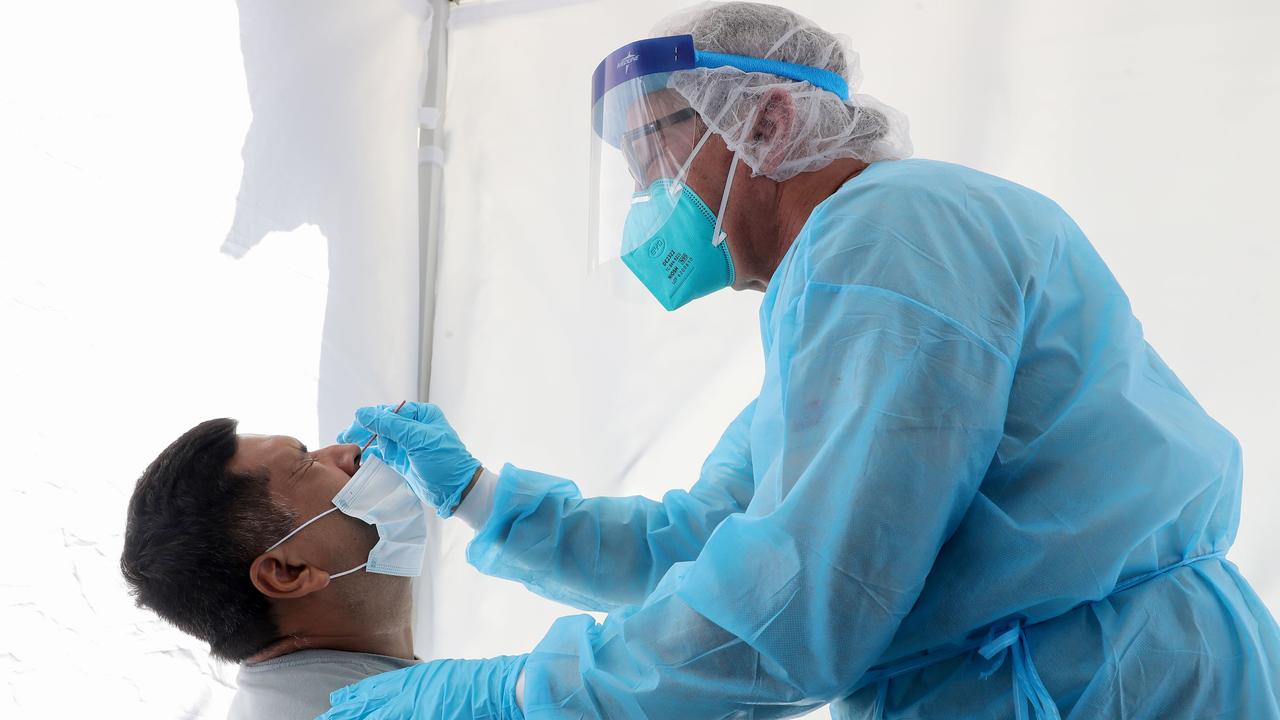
[321,2,1280,718]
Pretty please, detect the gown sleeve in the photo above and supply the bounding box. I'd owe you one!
[517,266,1018,718]
[466,400,757,612]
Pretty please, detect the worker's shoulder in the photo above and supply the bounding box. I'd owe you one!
[786,159,1065,323]
[806,158,1071,259]
[859,157,977,184]
[843,158,1058,208]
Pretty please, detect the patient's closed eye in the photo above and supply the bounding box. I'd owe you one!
[290,446,316,480]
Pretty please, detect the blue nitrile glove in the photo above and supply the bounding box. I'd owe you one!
[337,401,482,518]
[317,655,526,720]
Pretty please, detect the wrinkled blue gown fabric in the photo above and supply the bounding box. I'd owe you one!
[469,160,1280,719]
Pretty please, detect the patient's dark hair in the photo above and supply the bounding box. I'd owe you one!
[121,418,296,662]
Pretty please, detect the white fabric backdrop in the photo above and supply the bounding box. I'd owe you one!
[426,3,1280,717]
[1,0,427,716]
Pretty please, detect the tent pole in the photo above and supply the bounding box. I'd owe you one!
[417,0,451,402]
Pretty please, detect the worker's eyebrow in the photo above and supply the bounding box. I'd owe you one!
[295,441,309,455]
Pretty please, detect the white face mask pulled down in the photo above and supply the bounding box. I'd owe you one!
[262,457,428,579]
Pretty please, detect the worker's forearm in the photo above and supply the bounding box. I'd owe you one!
[453,466,498,529]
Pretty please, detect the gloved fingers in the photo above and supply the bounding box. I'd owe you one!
[321,666,432,720]
[369,401,411,414]
[356,444,387,467]
[315,700,397,720]
[337,401,408,449]
[353,400,438,423]
[386,400,440,423]
[371,435,416,478]
[340,401,418,442]
[370,434,410,473]
[325,676,395,712]
[357,435,430,506]
[329,677,380,706]
[361,704,411,720]
[355,404,442,445]
[336,420,375,448]
[335,420,390,470]
[314,702,364,720]
[378,401,445,427]
[339,407,412,470]
[315,694,373,720]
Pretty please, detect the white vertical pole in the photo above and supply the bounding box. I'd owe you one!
[418,0,451,403]
[412,0,452,659]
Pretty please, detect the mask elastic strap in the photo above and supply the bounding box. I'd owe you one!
[671,123,717,196]
[712,152,741,247]
[329,562,367,580]
[263,506,340,554]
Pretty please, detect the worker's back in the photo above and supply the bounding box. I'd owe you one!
[775,158,1278,717]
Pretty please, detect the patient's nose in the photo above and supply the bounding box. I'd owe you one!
[316,443,362,477]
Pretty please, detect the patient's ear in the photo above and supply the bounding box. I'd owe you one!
[250,553,332,599]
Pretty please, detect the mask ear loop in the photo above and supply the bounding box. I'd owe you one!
[262,506,368,580]
[664,109,739,247]
[670,119,717,200]
[329,562,367,579]
[264,506,341,554]
[708,97,764,247]
[712,152,740,247]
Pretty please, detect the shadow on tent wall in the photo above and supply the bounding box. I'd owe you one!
[222,0,429,441]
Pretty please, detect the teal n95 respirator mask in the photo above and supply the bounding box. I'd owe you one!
[620,136,740,311]
[262,456,428,579]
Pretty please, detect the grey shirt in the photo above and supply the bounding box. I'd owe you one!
[227,649,419,719]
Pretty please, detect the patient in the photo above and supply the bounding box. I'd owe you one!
[120,418,419,719]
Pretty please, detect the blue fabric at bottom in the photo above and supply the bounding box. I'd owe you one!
[838,556,1279,719]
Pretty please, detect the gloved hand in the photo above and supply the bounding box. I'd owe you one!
[337,401,482,518]
[317,655,526,720]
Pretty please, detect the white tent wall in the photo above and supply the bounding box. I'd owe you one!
[2,0,428,716]
[427,0,1280,708]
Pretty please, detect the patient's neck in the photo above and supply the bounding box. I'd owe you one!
[246,579,415,664]
[246,621,414,664]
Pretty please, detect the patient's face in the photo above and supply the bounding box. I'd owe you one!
[230,435,377,574]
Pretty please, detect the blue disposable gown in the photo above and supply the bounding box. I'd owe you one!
[468,160,1280,718]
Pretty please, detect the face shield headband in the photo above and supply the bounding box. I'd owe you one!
[590,33,850,148]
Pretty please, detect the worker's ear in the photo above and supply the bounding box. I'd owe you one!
[749,87,796,177]
[250,552,332,599]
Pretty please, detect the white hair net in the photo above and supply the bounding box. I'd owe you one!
[653,1,912,181]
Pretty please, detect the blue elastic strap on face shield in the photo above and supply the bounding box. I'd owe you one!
[694,50,850,102]
[591,35,852,142]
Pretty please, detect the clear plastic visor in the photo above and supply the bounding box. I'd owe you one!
[588,73,706,271]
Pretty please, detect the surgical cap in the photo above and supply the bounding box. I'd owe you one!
[653,1,912,181]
